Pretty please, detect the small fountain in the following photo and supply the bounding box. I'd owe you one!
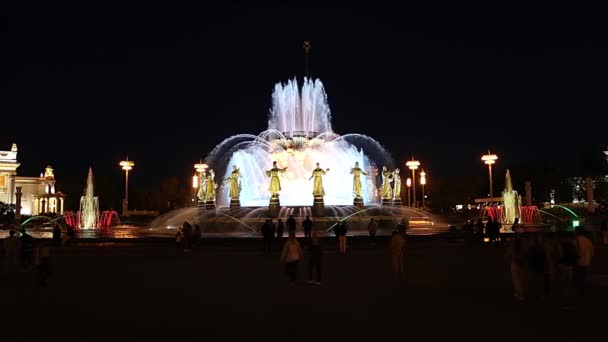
[482,170,542,228]
[502,169,521,224]
[79,167,99,229]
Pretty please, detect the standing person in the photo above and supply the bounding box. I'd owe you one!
[308,231,322,285]
[280,233,303,285]
[506,236,526,301]
[3,229,21,272]
[338,221,348,255]
[390,231,406,280]
[574,227,594,306]
[64,226,76,246]
[511,218,523,235]
[182,222,193,252]
[286,215,297,236]
[367,218,378,246]
[475,218,485,239]
[52,224,62,246]
[542,233,561,299]
[303,216,313,239]
[261,220,273,254]
[600,219,608,245]
[276,218,284,240]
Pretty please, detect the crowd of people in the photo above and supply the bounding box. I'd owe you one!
[1,228,53,287]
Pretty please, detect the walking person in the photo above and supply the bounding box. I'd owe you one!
[573,227,594,306]
[303,216,313,239]
[192,224,202,247]
[308,231,322,285]
[19,228,35,271]
[506,235,526,301]
[280,233,302,285]
[390,231,406,280]
[338,221,348,255]
[182,221,193,252]
[175,227,184,248]
[276,218,284,240]
[52,224,62,247]
[286,215,297,236]
[261,220,273,254]
[368,218,378,246]
[600,219,608,245]
[3,229,21,272]
[34,243,52,288]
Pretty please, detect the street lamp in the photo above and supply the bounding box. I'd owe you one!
[194,161,208,206]
[406,177,412,206]
[481,150,498,204]
[420,170,427,208]
[119,158,134,215]
[406,158,420,207]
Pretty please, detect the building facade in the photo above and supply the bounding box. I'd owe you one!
[0,144,66,216]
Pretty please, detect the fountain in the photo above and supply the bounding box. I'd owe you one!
[79,167,99,229]
[149,75,449,236]
[206,77,393,207]
[502,169,521,224]
[482,170,542,228]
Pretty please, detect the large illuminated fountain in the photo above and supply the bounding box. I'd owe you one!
[79,167,99,229]
[207,77,393,207]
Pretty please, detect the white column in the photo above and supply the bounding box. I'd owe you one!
[60,198,64,214]
[7,174,15,204]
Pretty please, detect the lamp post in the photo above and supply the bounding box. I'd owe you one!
[406,158,420,207]
[119,158,134,215]
[406,177,412,206]
[192,174,199,207]
[420,170,426,208]
[481,150,498,204]
[194,161,208,206]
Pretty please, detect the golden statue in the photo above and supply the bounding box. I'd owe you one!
[224,165,242,200]
[309,162,329,196]
[350,162,368,198]
[392,168,402,200]
[266,161,288,197]
[202,169,217,201]
[381,166,393,200]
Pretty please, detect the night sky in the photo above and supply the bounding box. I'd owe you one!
[2,4,607,209]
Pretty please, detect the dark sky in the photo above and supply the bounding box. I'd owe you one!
[2,3,608,207]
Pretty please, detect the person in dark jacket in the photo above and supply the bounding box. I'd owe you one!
[286,215,297,235]
[303,216,313,238]
[308,231,322,284]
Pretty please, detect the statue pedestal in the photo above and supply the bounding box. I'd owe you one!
[392,198,402,206]
[381,198,392,206]
[353,196,364,208]
[312,196,324,217]
[269,196,280,218]
[230,199,240,208]
[205,200,216,210]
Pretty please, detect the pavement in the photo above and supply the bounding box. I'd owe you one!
[1,237,607,341]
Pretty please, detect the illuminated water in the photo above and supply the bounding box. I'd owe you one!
[79,167,99,229]
[206,77,393,207]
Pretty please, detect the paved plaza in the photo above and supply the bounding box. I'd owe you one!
[2,237,607,341]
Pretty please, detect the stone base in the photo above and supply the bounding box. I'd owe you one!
[312,196,324,217]
[230,199,241,208]
[392,198,402,206]
[269,196,280,217]
[197,200,205,207]
[381,198,392,206]
[353,196,364,208]
[205,200,216,209]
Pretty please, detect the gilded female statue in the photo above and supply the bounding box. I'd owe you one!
[224,165,241,200]
[309,162,329,197]
[266,161,288,197]
[350,162,368,198]
[392,168,402,200]
[381,166,393,200]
